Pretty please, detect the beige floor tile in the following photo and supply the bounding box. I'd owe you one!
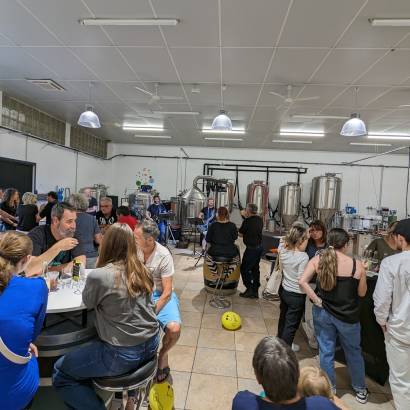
[261,303,281,319]
[365,377,392,395]
[231,303,262,318]
[181,311,203,327]
[338,390,394,409]
[237,316,267,334]
[179,297,205,313]
[235,332,267,352]
[201,313,223,330]
[169,370,191,410]
[185,373,238,410]
[237,378,262,395]
[168,345,196,372]
[198,328,235,350]
[193,347,237,377]
[232,293,261,306]
[264,318,279,335]
[177,326,200,347]
[236,350,255,379]
[180,288,207,301]
[185,281,206,291]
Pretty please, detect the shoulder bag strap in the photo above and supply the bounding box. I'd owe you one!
[0,337,32,365]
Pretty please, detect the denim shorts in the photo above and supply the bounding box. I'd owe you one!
[153,290,181,328]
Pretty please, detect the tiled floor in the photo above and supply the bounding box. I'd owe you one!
[32,248,394,409]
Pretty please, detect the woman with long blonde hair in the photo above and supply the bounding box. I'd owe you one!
[299,228,368,404]
[53,223,159,410]
[0,231,48,410]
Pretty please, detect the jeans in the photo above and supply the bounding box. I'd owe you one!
[240,245,263,293]
[313,305,366,393]
[158,221,166,244]
[52,334,160,410]
[277,287,306,346]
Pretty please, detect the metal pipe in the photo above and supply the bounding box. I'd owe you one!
[378,167,384,209]
[343,146,409,165]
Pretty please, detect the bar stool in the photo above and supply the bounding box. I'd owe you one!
[209,256,235,309]
[93,355,158,410]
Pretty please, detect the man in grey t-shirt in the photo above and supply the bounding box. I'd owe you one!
[134,220,181,383]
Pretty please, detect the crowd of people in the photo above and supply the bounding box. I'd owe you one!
[0,187,409,410]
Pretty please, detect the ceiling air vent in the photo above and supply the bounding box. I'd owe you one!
[26,79,66,91]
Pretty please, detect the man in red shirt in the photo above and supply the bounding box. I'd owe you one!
[116,206,137,231]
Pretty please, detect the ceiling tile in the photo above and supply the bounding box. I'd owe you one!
[0,1,59,46]
[19,0,113,46]
[358,50,410,86]
[104,27,163,47]
[222,48,272,83]
[221,0,290,47]
[0,47,55,79]
[22,47,97,81]
[82,0,153,17]
[120,47,178,82]
[70,47,137,81]
[278,0,365,47]
[329,86,389,108]
[171,48,220,83]
[266,48,329,84]
[311,49,386,84]
[152,0,219,47]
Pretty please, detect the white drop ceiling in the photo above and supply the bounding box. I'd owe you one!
[1,0,410,152]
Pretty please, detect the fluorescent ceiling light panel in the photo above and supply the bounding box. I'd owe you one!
[134,135,172,139]
[368,134,410,140]
[369,18,410,27]
[204,137,243,141]
[350,142,392,147]
[272,139,312,144]
[123,125,164,131]
[80,18,179,26]
[291,114,349,120]
[152,111,200,115]
[202,129,245,135]
[280,131,324,137]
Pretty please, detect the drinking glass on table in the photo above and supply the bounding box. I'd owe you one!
[46,271,59,292]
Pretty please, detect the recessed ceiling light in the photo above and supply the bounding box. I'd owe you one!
[202,129,245,135]
[350,142,392,147]
[152,111,200,116]
[204,137,243,141]
[134,135,172,139]
[291,114,349,120]
[123,125,164,131]
[272,139,313,144]
[369,18,410,27]
[79,18,179,26]
[280,131,324,137]
[368,134,410,140]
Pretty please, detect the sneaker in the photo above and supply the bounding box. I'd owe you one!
[355,388,369,404]
[291,343,300,352]
[239,289,258,299]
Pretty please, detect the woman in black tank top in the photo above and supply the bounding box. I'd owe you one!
[299,229,369,404]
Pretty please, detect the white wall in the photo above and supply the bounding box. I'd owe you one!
[108,144,410,219]
[0,129,110,193]
[1,129,408,218]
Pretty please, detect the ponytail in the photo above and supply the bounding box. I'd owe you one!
[317,228,350,291]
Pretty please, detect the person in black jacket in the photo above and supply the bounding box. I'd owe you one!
[239,203,264,299]
[39,191,58,225]
[16,192,40,232]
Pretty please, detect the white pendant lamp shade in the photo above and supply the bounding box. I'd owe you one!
[78,106,101,129]
[340,113,367,137]
[211,110,232,131]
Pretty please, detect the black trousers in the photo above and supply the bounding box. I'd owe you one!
[277,287,306,346]
[240,245,263,292]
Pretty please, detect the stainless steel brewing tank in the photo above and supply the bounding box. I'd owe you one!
[310,174,342,225]
[278,182,301,229]
[215,181,235,213]
[246,181,269,222]
[180,186,207,227]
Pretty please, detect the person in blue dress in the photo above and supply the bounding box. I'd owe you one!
[146,195,168,245]
[0,231,48,410]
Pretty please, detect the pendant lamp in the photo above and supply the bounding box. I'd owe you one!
[78,82,101,129]
[340,88,366,137]
[211,110,232,131]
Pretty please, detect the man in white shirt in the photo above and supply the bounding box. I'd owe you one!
[374,218,410,410]
[134,219,181,382]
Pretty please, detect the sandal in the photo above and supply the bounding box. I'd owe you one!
[156,366,171,383]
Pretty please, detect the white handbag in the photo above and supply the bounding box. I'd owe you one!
[264,252,283,296]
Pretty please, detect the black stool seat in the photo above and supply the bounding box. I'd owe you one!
[213,255,235,263]
[93,355,157,390]
[265,252,276,261]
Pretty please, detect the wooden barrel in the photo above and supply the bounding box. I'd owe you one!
[203,259,240,295]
